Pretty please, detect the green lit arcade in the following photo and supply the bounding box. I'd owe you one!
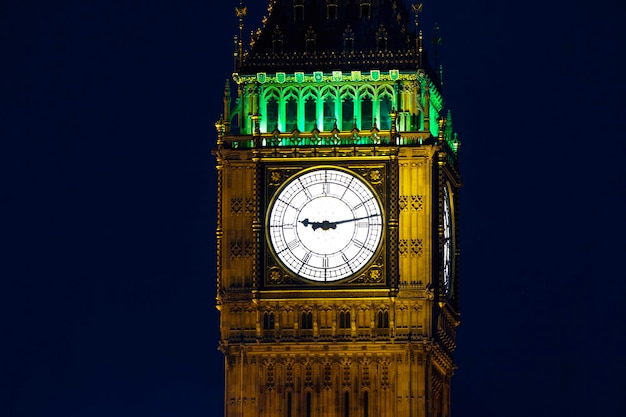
[215,1,459,155]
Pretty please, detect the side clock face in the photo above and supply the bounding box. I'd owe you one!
[442,184,453,296]
[267,168,383,282]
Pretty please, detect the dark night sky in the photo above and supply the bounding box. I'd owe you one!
[3,1,625,416]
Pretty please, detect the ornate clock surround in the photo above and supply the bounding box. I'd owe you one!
[262,161,391,288]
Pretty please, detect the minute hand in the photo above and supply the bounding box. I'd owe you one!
[333,213,379,226]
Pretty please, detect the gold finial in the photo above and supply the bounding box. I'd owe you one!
[412,3,423,26]
[235,5,247,17]
[412,4,424,63]
[235,1,246,70]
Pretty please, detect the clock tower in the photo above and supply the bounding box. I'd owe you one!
[213,1,461,416]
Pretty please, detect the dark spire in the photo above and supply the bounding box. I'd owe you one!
[238,0,429,73]
[234,0,247,71]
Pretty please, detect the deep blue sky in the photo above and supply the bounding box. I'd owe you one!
[3,1,625,416]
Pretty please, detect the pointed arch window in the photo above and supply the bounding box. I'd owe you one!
[323,96,335,131]
[285,97,298,132]
[339,310,351,329]
[344,391,350,417]
[379,95,393,130]
[287,391,293,417]
[263,311,275,330]
[361,96,373,130]
[377,310,389,328]
[266,97,279,132]
[357,307,369,328]
[301,311,313,329]
[304,96,316,131]
[342,97,354,131]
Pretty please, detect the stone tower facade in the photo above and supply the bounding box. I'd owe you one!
[214,2,461,416]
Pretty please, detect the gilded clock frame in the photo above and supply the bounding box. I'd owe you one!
[263,162,389,287]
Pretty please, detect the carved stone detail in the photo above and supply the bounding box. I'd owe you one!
[399,195,423,212]
[230,241,255,258]
[398,239,422,257]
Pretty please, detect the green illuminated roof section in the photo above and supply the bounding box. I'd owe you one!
[215,0,461,162]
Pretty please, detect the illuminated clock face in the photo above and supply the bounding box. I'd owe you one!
[442,184,453,296]
[267,168,383,282]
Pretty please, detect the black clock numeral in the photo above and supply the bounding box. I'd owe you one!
[322,257,329,268]
[302,251,312,264]
[341,253,354,272]
[288,240,300,250]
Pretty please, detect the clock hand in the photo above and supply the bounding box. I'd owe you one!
[299,218,337,231]
[299,214,379,230]
[333,213,379,225]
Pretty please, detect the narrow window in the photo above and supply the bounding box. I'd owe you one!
[323,96,335,131]
[285,97,298,132]
[306,391,312,417]
[377,311,389,328]
[339,311,351,329]
[361,97,373,130]
[364,391,369,417]
[305,97,316,131]
[344,391,350,417]
[342,97,354,130]
[267,98,279,132]
[287,392,292,417]
[302,311,313,329]
[263,312,275,330]
[379,96,392,130]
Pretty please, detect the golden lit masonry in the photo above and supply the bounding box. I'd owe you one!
[213,1,461,416]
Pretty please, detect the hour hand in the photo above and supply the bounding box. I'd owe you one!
[299,218,337,231]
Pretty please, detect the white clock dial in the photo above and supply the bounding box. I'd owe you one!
[267,168,383,282]
[442,184,453,295]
